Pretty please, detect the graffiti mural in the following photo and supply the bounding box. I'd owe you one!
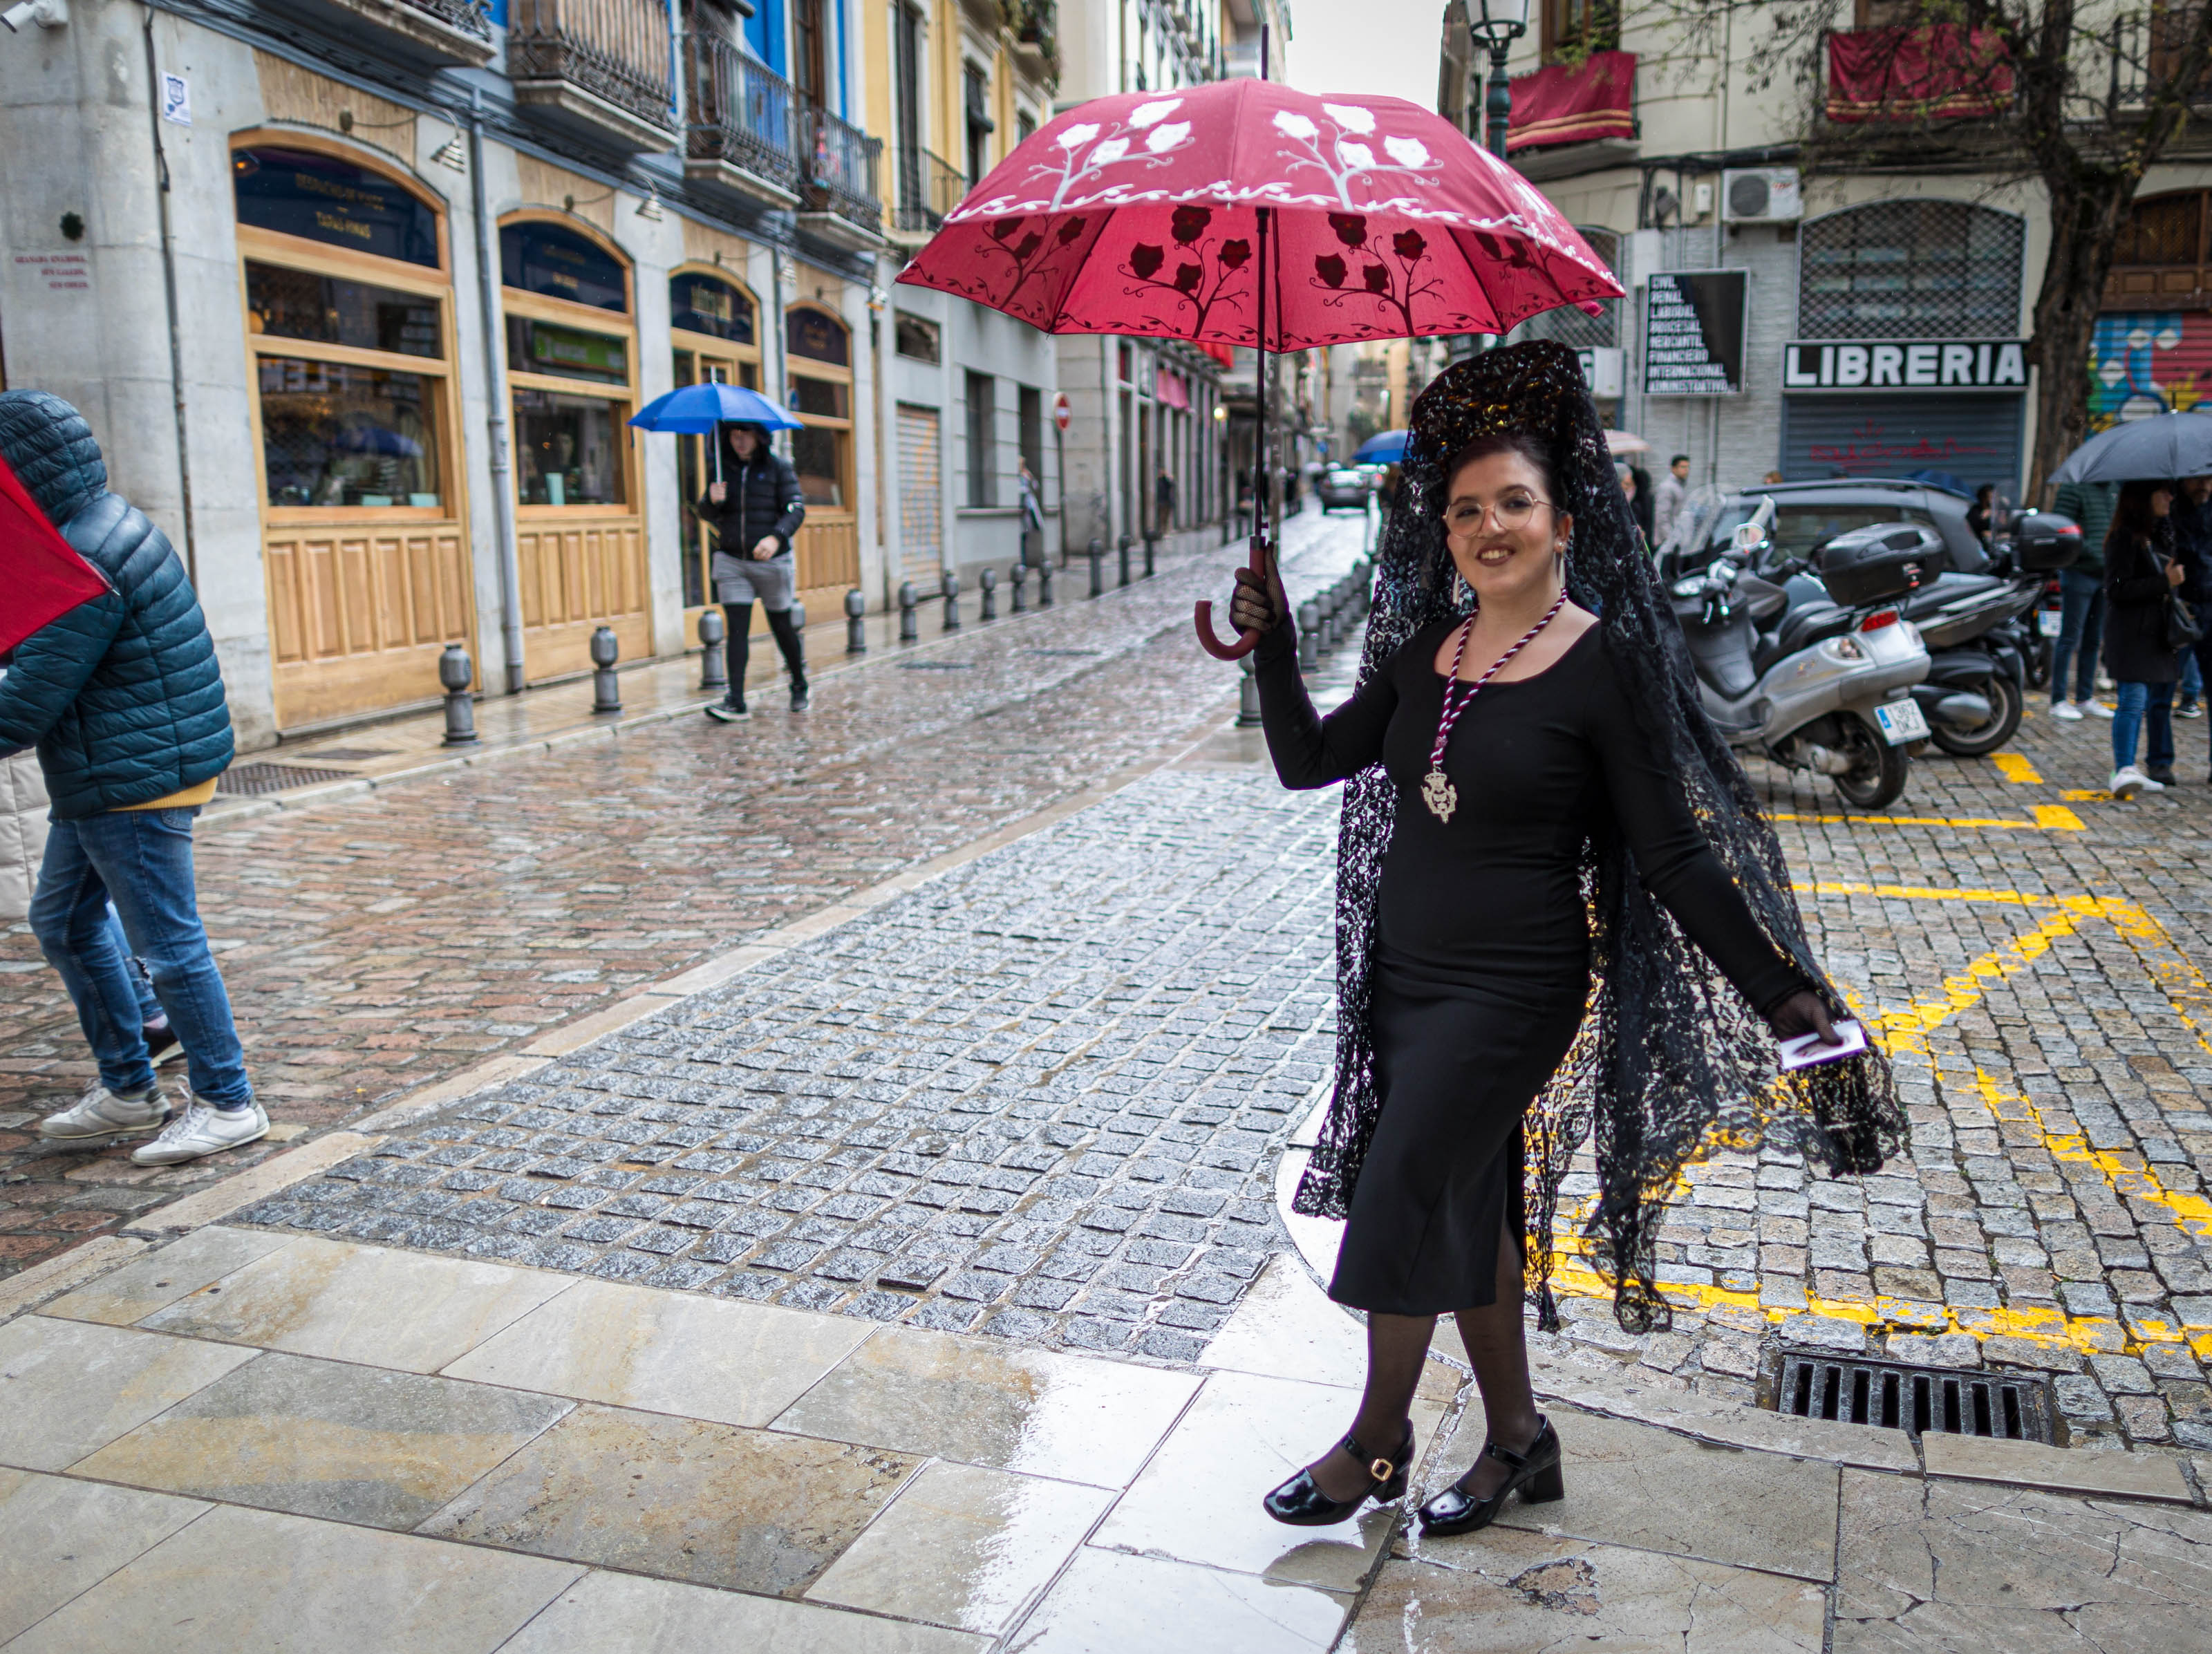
[2089,312,2212,430]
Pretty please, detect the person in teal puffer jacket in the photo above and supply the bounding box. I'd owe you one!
[0,390,266,1164]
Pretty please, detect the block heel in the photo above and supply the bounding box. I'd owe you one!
[1524,1462,1565,1503]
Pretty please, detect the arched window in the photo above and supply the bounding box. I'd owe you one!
[785,304,853,510]
[1798,200,2024,339]
[671,270,756,344]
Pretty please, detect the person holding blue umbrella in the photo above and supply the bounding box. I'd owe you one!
[630,384,809,717]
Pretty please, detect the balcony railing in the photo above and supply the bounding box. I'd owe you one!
[404,0,489,39]
[803,105,883,239]
[892,145,965,236]
[509,0,675,139]
[685,35,803,198]
[275,0,495,68]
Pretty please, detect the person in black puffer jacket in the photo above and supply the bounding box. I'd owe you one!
[695,422,807,717]
[0,391,266,1165]
[2101,480,2186,798]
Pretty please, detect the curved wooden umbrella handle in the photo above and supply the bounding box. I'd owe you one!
[1194,600,1261,660]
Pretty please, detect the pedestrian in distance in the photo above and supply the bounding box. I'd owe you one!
[1613,461,1648,554]
[2050,476,2117,720]
[1226,343,1898,1538]
[1967,482,2002,547]
[2101,479,2188,798]
[1761,469,1785,486]
[1154,462,1177,537]
[697,421,808,719]
[1653,451,1690,545]
[0,391,267,1165]
[1018,454,1045,566]
[1628,463,1655,548]
[2170,474,2212,735]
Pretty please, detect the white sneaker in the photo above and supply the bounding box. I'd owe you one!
[2083,700,2115,719]
[131,1097,269,1166]
[37,1082,168,1140]
[2110,766,2159,799]
[2051,700,2084,722]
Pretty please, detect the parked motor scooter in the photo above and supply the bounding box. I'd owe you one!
[1671,509,1933,809]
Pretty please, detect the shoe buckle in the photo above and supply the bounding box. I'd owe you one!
[1369,1456,1395,1481]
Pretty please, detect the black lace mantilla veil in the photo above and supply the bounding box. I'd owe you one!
[1289,340,1905,1334]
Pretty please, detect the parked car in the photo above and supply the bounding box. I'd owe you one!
[1662,478,1994,581]
[1316,467,1373,512]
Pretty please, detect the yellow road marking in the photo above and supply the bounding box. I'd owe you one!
[1800,881,2052,905]
[2061,789,2115,802]
[1974,1067,2212,1241]
[1770,809,2083,831]
[2032,805,2087,829]
[1993,752,2043,784]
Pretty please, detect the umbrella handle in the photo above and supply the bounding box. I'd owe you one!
[1193,600,1259,660]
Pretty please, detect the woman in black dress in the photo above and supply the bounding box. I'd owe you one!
[1230,344,1900,1536]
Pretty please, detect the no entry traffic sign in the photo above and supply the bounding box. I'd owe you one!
[1052,391,1071,433]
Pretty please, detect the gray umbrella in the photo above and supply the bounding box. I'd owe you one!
[2050,409,2212,484]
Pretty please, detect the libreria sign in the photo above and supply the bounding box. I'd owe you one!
[1782,340,2027,393]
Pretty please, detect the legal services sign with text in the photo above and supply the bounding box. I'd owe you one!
[1783,339,2028,392]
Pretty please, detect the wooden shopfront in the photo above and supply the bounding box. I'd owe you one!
[233,138,475,730]
[784,301,861,615]
[500,216,649,680]
[668,265,763,621]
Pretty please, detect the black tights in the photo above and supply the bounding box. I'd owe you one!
[722,602,806,698]
[1310,1214,1544,1503]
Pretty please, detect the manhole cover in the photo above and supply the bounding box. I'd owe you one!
[1768,1349,2056,1443]
[216,763,362,796]
[897,661,976,671]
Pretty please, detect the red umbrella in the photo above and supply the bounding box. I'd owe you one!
[896,77,1621,658]
[0,450,107,657]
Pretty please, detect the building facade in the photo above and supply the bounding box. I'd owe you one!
[1441,3,2212,504]
[2,0,883,746]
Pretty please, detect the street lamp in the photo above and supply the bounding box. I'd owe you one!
[1468,0,1530,160]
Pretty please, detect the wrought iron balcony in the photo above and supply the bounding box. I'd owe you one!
[890,144,966,243]
[508,0,677,153]
[684,35,803,208]
[268,0,495,70]
[800,105,884,250]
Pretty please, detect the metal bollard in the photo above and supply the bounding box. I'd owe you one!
[1087,538,1105,598]
[941,567,962,631]
[1297,601,1321,670]
[845,588,868,654]
[1237,651,1262,727]
[898,580,919,642]
[1037,558,1055,608]
[1118,532,1132,588]
[1009,561,1028,613]
[590,626,621,714]
[978,565,997,621]
[698,608,727,692]
[438,643,478,745]
[1143,532,1156,579]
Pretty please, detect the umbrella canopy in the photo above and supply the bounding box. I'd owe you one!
[2050,410,2212,485]
[1354,429,1409,463]
[629,382,802,434]
[894,79,1621,352]
[0,450,108,656]
[1604,429,1649,456]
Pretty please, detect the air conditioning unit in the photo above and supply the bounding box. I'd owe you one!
[1721,167,1802,224]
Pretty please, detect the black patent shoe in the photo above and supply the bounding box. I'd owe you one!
[1262,1421,1414,1527]
[1417,1416,1564,1536]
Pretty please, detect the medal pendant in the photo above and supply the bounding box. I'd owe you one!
[1421,769,1457,823]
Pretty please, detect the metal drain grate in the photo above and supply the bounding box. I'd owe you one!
[1770,1350,2056,1443]
[216,762,361,796]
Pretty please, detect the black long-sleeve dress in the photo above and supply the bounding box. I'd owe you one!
[1256,615,1805,1315]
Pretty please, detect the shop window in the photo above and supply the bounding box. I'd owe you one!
[500,222,628,312]
[507,315,630,384]
[257,358,441,509]
[791,375,850,420]
[246,263,442,358]
[966,370,997,507]
[514,390,626,507]
[1799,200,2024,339]
[791,426,847,508]
[232,147,439,267]
[788,305,851,366]
[895,312,940,362]
[671,271,756,342]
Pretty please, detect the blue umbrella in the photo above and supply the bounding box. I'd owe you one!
[628,382,803,434]
[1354,429,1409,463]
[2050,408,2212,485]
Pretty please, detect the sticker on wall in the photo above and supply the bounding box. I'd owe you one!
[2089,311,2212,431]
[160,73,191,126]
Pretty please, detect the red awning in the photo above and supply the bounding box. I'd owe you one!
[1154,368,1190,410]
[1826,26,2012,122]
[1508,50,1636,153]
[1199,340,1235,369]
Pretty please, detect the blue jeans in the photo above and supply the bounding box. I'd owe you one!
[2050,567,2105,704]
[30,807,252,1107]
[2111,681,2175,774]
[2184,648,2204,700]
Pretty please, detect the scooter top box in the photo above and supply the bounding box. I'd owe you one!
[1814,523,1935,607]
[2009,510,2082,572]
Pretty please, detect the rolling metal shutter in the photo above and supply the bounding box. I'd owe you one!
[896,403,942,579]
[1780,393,2025,494]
